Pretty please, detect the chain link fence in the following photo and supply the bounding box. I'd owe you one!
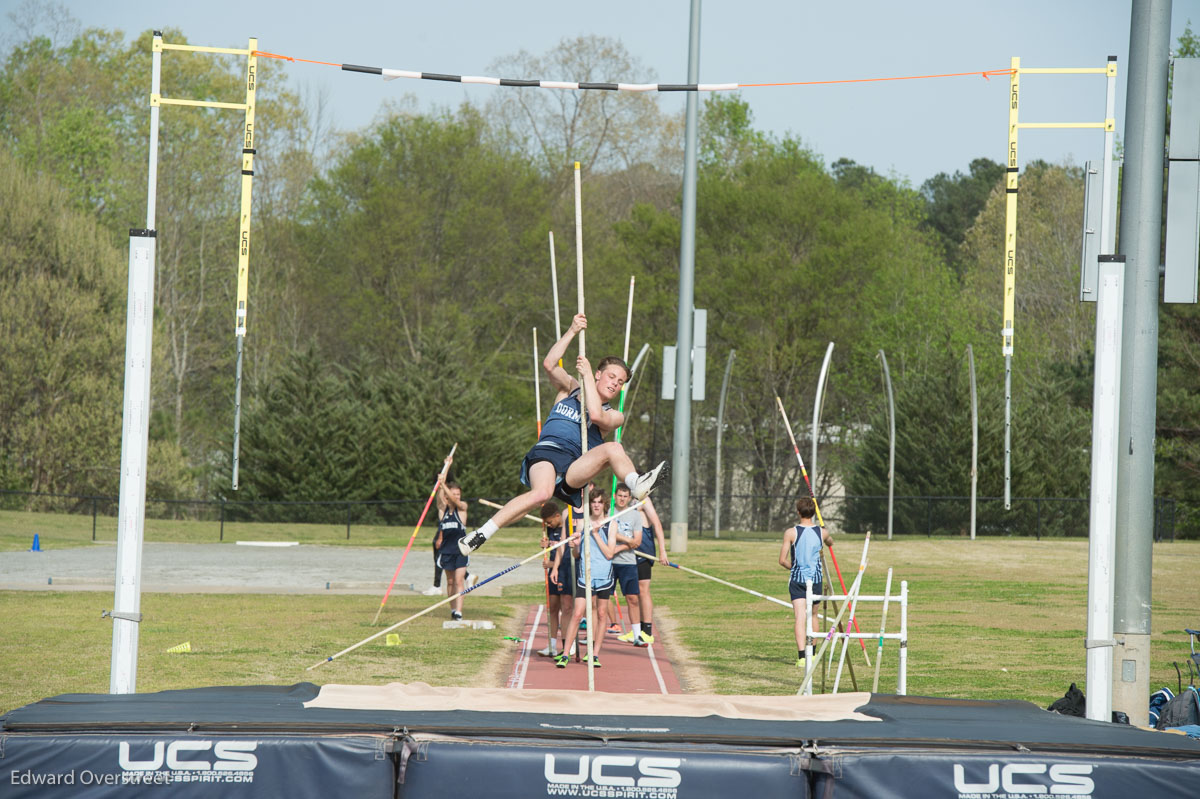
[2,489,1191,542]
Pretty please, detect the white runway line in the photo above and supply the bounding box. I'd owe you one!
[509,603,543,689]
[646,643,668,695]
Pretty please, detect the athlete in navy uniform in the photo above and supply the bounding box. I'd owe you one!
[434,480,469,621]
[779,496,833,669]
[459,313,663,555]
[536,501,573,657]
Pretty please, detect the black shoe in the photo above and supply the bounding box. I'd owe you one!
[458,531,487,556]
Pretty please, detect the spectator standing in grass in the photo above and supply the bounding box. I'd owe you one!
[434,480,469,621]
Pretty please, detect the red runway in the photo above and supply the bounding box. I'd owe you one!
[506,604,683,693]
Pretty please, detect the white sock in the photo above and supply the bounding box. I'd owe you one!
[633,623,641,636]
[479,519,499,539]
[624,471,640,490]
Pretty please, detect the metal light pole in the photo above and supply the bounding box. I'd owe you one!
[967,345,978,541]
[811,342,834,493]
[1112,0,1171,726]
[670,0,702,554]
[878,350,895,541]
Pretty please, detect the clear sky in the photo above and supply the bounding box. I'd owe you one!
[3,0,1197,185]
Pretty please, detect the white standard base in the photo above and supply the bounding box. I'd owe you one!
[443,620,495,630]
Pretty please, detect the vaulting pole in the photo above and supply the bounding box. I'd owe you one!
[533,328,542,436]
[574,162,595,691]
[632,550,792,609]
[311,501,646,670]
[609,276,636,511]
[372,444,456,625]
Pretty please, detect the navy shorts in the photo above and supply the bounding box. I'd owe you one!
[575,574,615,599]
[547,556,573,596]
[789,579,821,602]
[636,557,654,581]
[612,562,640,596]
[438,549,468,572]
[520,444,583,506]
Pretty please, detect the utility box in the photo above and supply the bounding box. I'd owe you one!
[661,308,707,401]
[1164,58,1200,304]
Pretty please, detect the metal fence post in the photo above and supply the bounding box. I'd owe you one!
[92,496,98,541]
[219,497,225,541]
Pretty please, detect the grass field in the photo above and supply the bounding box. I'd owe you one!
[1,512,1196,716]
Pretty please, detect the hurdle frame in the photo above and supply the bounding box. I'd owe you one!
[801,580,909,696]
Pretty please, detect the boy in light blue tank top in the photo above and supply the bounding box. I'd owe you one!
[458,313,664,556]
[779,496,832,669]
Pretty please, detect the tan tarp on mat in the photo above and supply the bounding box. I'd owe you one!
[306,683,879,722]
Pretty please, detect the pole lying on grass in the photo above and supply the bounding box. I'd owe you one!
[632,550,798,611]
[775,396,871,667]
[372,443,457,625]
[309,500,646,671]
[872,568,894,692]
[799,531,871,695]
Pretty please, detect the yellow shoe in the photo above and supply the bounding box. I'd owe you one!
[617,630,637,643]
[638,631,654,645]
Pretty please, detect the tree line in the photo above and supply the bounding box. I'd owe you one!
[1,10,1197,536]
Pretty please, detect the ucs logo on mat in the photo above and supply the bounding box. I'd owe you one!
[952,762,1094,798]
[545,754,681,798]
[118,741,259,780]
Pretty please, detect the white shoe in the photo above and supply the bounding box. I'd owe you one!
[421,585,441,596]
[537,646,556,657]
[459,531,487,556]
[630,461,666,500]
